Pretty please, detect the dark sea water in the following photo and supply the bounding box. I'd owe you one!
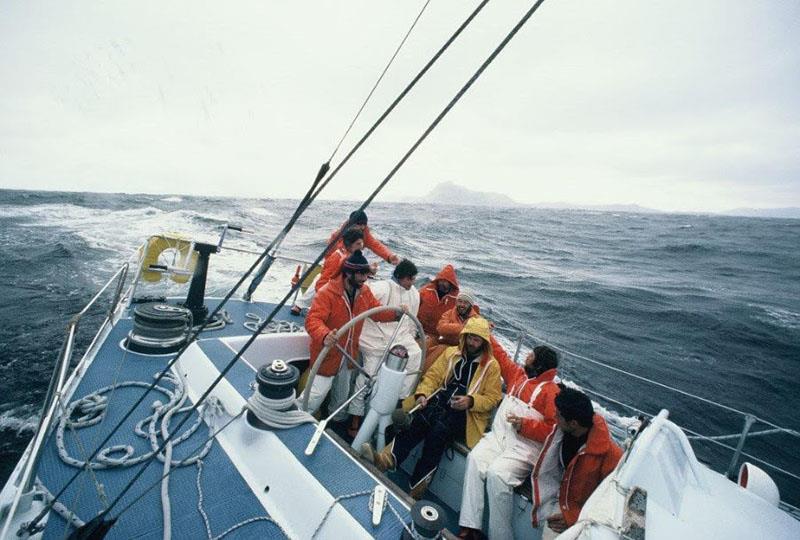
[1,189,799,507]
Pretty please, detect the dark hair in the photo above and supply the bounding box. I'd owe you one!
[393,259,418,280]
[533,345,558,371]
[349,210,368,225]
[554,387,594,428]
[342,227,364,248]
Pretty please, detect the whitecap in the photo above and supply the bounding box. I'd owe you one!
[754,305,800,330]
[161,196,183,203]
[0,409,39,435]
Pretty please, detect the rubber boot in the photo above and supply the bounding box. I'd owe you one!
[360,441,396,472]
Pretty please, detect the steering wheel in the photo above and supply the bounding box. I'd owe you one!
[300,305,426,412]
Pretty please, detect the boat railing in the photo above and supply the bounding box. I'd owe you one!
[19,262,131,495]
[218,243,316,266]
[510,330,800,518]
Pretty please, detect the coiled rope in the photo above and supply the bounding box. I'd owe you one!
[56,371,221,539]
[246,389,315,429]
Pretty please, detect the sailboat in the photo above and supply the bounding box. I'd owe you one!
[1,1,798,539]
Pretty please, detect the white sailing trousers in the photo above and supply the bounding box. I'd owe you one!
[301,364,352,421]
[459,381,547,540]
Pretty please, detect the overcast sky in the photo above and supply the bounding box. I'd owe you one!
[1,1,798,212]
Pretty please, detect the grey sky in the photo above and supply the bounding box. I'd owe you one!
[1,1,798,212]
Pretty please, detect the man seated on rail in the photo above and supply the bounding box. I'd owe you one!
[347,259,421,438]
[426,289,480,362]
[458,345,560,540]
[303,250,404,417]
[417,264,460,347]
[531,387,623,539]
[361,317,502,500]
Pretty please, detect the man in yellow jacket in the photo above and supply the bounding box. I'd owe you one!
[362,317,502,499]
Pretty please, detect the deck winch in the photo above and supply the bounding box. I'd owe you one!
[402,501,447,539]
[246,360,310,430]
[125,303,192,355]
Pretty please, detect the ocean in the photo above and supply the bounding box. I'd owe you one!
[1,188,798,508]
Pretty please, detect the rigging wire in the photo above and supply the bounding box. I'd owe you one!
[89,0,553,527]
[243,0,491,299]
[23,1,496,533]
[524,331,800,436]
[327,0,432,163]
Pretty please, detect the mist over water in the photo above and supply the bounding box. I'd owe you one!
[1,189,799,506]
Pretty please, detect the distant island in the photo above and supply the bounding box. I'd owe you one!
[401,181,660,212]
[401,181,520,207]
[400,182,800,219]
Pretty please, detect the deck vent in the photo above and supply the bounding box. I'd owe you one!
[125,302,192,355]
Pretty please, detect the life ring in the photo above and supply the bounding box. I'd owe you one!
[139,234,198,284]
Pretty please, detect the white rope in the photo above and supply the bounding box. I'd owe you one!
[243,316,303,335]
[196,460,289,540]
[194,310,232,333]
[246,390,315,429]
[36,481,86,531]
[56,371,221,538]
[311,489,373,539]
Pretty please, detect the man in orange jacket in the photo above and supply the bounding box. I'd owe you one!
[417,264,460,338]
[426,290,479,363]
[327,210,400,265]
[303,250,401,417]
[531,387,623,539]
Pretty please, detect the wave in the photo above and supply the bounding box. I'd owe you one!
[0,409,38,435]
[658,243,714,254]
[752,305,800,330]
[160,196,183,203]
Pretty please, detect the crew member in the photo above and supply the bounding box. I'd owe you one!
[303,250,401,416]
[417,264,460,348]
[458,346,560,540]
[327,210,400,265]
[361,317,502,500]
[348,259,421,437]
[427,290,479,361]
[532,387,623,539]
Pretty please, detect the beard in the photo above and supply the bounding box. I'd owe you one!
[347,274,364,290]
[524,362,542,378]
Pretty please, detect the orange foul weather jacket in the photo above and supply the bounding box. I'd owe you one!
[434,304,481,346]
[315,247,348,292]
[494,348,560,443]
[417,264,460,336]
[327,224,394,263]
[531,414,623,527]
[305,278,397,377]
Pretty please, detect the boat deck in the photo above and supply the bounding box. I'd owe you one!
[36,299,411,539]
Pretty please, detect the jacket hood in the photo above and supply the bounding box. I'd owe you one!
[584,414,616,455]
[433,264,459,291]
[458,316,493,364]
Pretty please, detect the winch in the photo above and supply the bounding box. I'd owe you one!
[246,359,301,429]
[125,303,192,355]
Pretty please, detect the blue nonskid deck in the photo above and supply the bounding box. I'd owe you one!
[35,299,410,539]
